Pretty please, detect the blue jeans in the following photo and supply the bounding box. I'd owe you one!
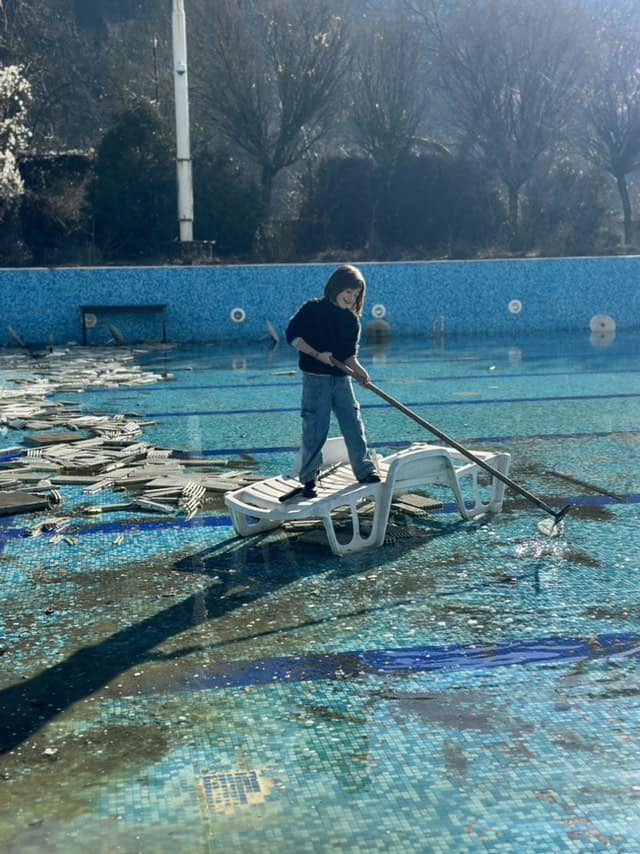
[298,373,375,483]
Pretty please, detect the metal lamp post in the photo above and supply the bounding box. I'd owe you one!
[172,0,194,243]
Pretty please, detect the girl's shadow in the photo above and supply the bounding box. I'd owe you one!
[1,520,452,755]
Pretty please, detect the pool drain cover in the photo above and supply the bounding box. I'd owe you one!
[198,770,273,814]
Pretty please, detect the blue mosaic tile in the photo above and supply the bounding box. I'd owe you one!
[1,257,639,345]
[1,328,639,852]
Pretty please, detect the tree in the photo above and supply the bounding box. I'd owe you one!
[349,14,435,250]
[0,0,169,151]
[351,16,430,173]
[377,152,504,256]
[20,151,94,265]
[0,63,31,206]
[87,100,176,259]
[424,0,588,244]
[299,155,375,253]
[0,62,32,264]
[520,158,613,256]
[579,4,640,245]
[192,147,264,256]
[192,0,350,211]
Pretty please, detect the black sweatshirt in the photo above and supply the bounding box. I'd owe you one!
[285,298,360,376]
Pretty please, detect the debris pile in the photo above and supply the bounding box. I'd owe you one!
[0,347,260,525]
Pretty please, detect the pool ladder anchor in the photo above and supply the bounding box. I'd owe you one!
[432,315,446,337]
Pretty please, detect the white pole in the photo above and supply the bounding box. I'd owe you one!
[172,0,194,242]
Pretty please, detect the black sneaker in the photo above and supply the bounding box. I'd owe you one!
[303,481,317,498]
[358,473,381,484]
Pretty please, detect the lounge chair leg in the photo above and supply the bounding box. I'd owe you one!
[230,510,282,537]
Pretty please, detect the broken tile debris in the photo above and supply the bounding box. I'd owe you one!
[0,346,260,524]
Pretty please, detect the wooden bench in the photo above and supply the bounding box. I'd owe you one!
[80,304,167,345]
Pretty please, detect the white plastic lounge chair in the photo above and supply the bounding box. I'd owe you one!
[224,437,511,556]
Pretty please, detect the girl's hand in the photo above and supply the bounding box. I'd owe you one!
[316,351,333,365]
[344,356,370,385]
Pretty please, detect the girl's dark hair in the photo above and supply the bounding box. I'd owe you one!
[324,265,367,316]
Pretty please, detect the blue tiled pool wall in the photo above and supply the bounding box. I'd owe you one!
[0,256,638,346]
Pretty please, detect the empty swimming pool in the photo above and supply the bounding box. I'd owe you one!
[1,329,639,852]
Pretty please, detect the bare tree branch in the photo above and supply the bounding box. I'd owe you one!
[194,0,350,209]
[351,16,431,171]
[579,3,640,242]
[428,0,588,239]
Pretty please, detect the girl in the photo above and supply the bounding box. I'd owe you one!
[285,265,379,498]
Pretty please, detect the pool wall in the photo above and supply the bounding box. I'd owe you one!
[0,257,638,345]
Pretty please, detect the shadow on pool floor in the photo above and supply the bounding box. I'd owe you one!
[1,519,462,756]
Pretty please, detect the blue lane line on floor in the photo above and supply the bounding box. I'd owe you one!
[145,391,640,418]
[170,429,638,458]
[0,514,231,541]
[80,367,640,394]
[178,631,640,691]
[1,429,636,464]
[441,493,640,514]
[2,493,638,550]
